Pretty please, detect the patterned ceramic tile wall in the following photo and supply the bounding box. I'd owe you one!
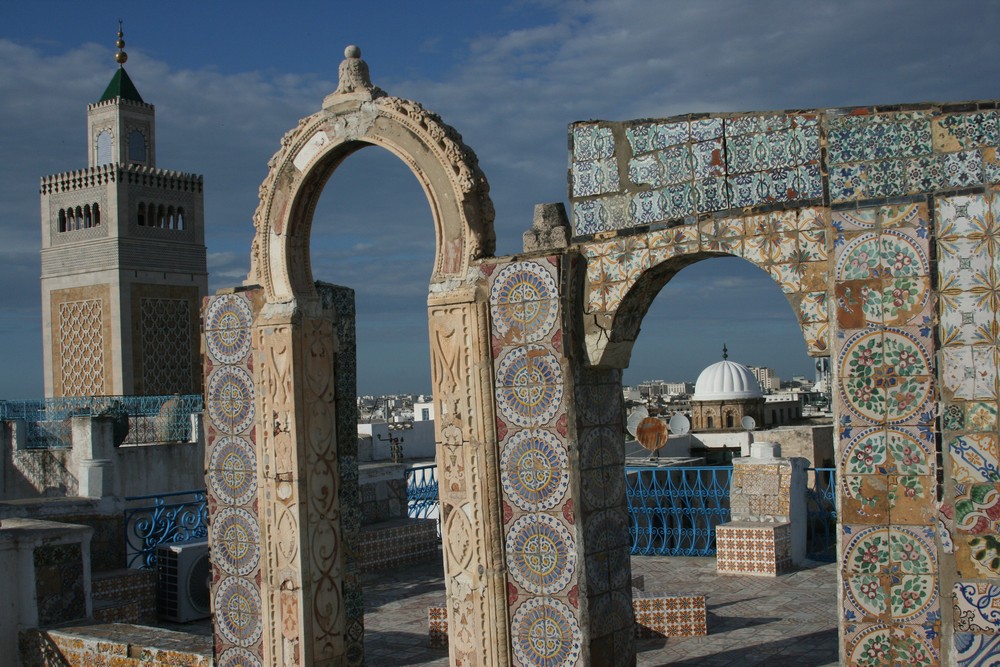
[935,193,1000,665]
[833,202,942,665]
[203,290,264,667]
[580,206,831,355]
[572,114,822,235]
[571,105,1000,238]
[486,257,586,667]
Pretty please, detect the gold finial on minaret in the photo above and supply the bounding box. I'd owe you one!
[114,19,128,66]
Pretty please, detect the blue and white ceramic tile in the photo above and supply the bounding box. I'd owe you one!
[955,632,1000,667]
[573,125,615,162]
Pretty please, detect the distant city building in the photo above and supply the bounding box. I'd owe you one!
[638,380,691,398]
[748,365,780,393]
[414,400,434,422]
[39,41,207,397]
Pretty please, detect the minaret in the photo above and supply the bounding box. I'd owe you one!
[39,23,208,397]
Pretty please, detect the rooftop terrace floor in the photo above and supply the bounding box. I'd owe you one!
[363,552,839,667]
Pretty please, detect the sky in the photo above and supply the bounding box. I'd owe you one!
[1,0,999,398]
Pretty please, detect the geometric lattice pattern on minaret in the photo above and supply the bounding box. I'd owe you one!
[140,297,192,395]
[58,299,106,396]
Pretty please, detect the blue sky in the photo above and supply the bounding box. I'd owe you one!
[1,1,998,398]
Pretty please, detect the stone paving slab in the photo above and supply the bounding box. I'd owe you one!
[362,552,839,666]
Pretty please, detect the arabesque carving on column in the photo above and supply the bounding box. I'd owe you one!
[428,287,509,667]
[255,303,346,666]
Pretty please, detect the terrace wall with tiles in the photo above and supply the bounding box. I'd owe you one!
[569,106,1000,665]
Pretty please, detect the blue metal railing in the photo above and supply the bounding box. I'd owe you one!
[124,489,208,569]
[0,394,202,449]
[806,467,837,562]
[405,464,440,520]
[625,466,733,557]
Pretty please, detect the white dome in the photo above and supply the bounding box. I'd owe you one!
[692,359,763,401]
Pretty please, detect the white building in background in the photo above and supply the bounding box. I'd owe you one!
[748,366,780,393]
[413,400,434,422]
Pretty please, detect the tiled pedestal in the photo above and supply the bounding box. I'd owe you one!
[716,521,792,576]
[633,592,707,638]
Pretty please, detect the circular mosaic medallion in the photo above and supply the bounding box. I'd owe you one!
[837,208,878,230]
[205,295,254,364]
[837,329,931,424]
[208,366,256,434]
[575,382,621,426]
[511,597,582,667]
[846,623,892,666]
[506,514,576,595]
[209,436,257,506]
[214,507,261,577]
[836,233,880,281]
[582,462,626,511]
[500,429,569,511]
[880,229,928,278]
[217,647,262,667]
[585,508,631,553]
[580,427,622,470]
[490,261,559,343]
[216,576,263,647]
[496,345,564,427]
[841,427,887,475]
[845,573,888,619]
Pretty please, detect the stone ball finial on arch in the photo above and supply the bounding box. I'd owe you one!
[248,46,496,303]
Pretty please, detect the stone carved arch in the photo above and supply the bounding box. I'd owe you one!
[237,47,507,667]
[582,207,831,368]
[248,49,495,303]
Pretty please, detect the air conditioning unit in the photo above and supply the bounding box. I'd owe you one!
[157,540,211,622]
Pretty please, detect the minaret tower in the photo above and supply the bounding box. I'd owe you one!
[40,23,208,397]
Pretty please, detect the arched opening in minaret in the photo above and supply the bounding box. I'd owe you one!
[618,254,837,662]
[310,145,447,661]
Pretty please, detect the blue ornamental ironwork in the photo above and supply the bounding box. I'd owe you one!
[805,467,837,562]
[405,463,440,520]
[625,465,733,557]
[0,394,202,449]
[124,489,208,569]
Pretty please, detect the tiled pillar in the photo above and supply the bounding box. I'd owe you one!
[485,255,636,667]
[204,285,362,667]
[717,442,806,576]
[833,203,941,664]
[204,290,266,666]
[935,193,1000,664]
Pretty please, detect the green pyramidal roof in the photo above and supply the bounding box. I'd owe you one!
[99,67,144,103]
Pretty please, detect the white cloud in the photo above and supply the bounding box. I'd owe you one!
[3,2,1000,395]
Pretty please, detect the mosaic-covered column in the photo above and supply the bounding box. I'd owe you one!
[428,288,510,667]
[205,285,362,667]
[485,255,635,666]
[204,289,266,666]
[935,193,1000,663]
[833,203,942,664]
